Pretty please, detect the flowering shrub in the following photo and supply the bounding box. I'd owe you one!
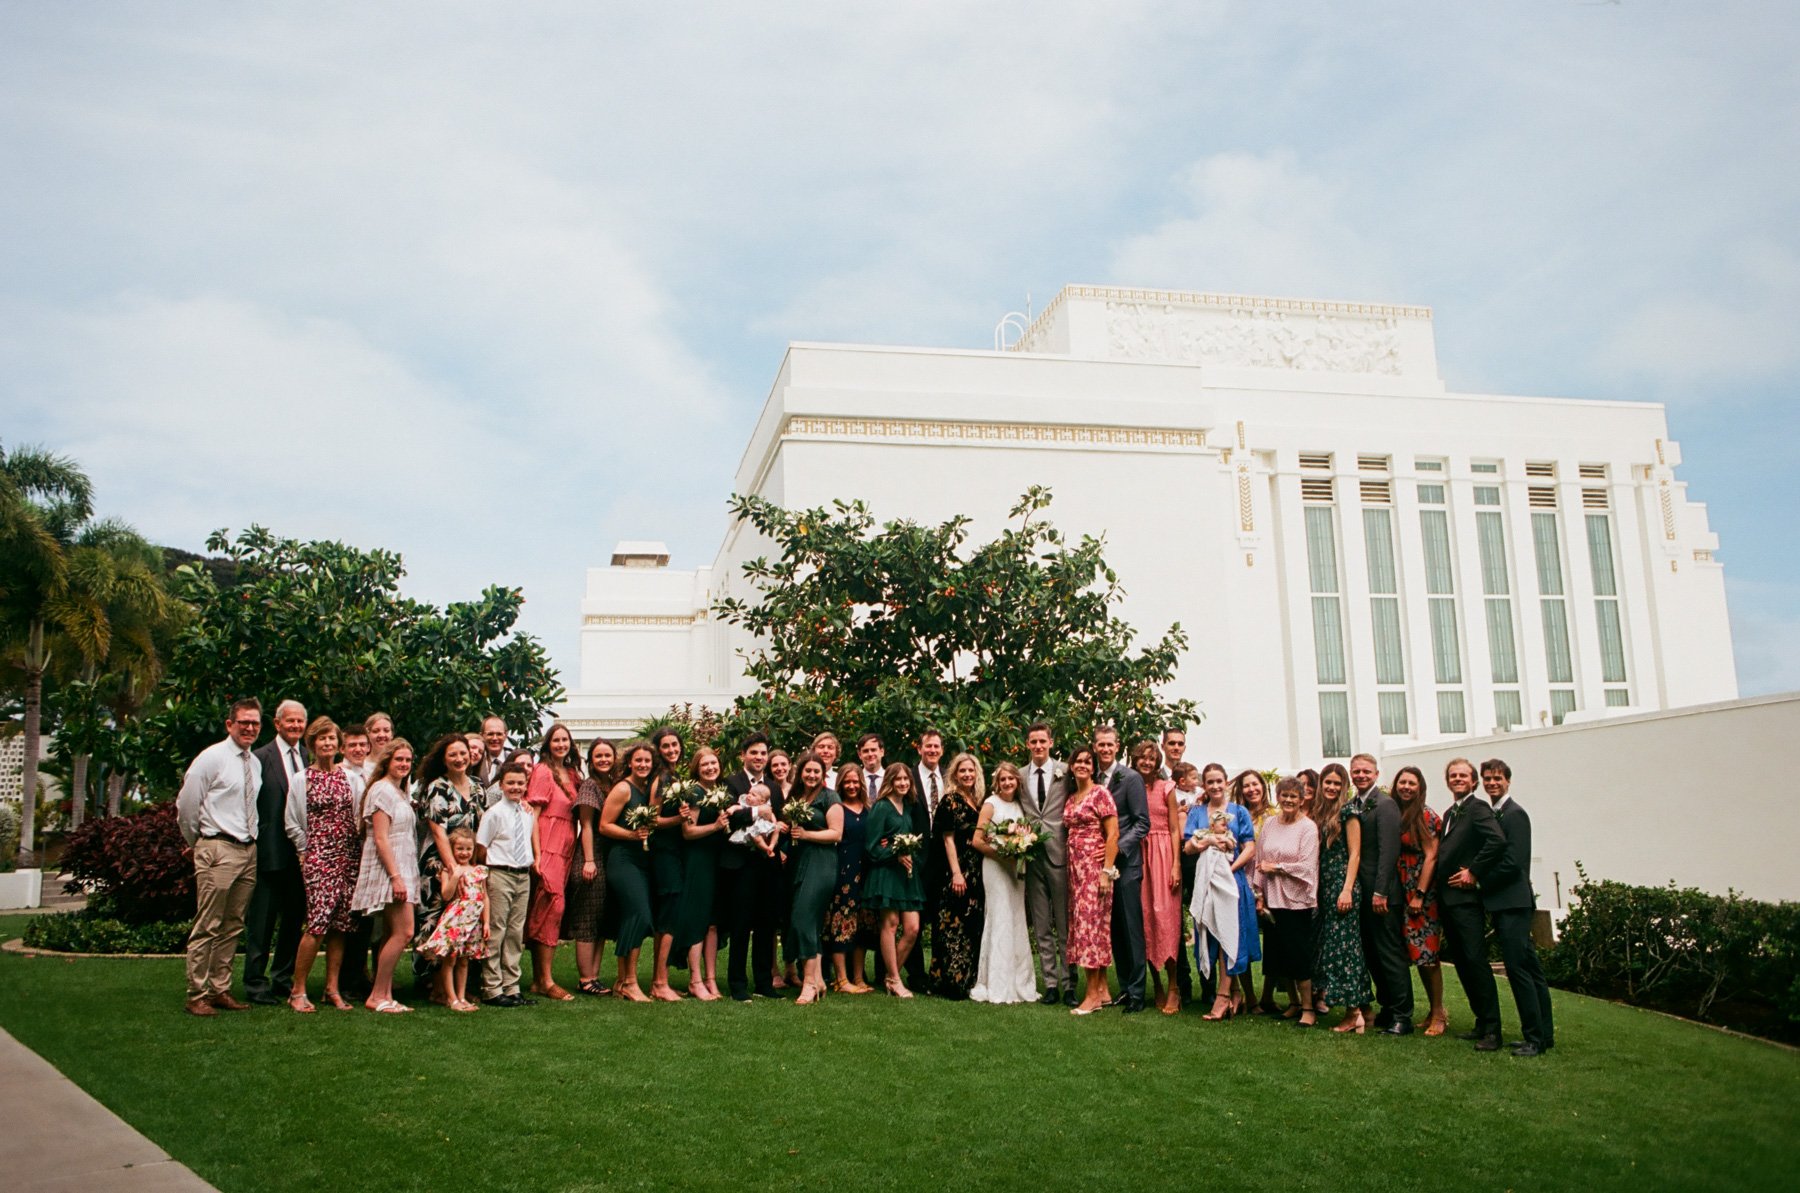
[58,802,194,924]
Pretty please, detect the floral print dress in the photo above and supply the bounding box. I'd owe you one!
[1065,785,1117,970]
[412,777,483,954]
[929,794,985,999]
[299,765,359,936]
[1311,806,1370,1008]
[1399,805,1444,967]
[423,865,489,960]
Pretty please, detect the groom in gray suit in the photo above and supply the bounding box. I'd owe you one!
[1019,723,1074,1007]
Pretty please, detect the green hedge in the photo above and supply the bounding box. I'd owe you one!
[1545,866,1800,1044]
[21,902,190,955]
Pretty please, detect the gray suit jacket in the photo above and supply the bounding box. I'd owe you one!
[1107,766,1151,878]
[1019,760,1069,867]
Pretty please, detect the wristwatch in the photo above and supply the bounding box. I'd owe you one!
[1102,865,1120,881]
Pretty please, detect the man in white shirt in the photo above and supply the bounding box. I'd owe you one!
[175,698,265,1016]
[245,698,309,1004]
[1020,722,1073,1005]
[857,733,885,799]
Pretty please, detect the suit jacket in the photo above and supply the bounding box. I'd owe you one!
[1354,788,1403,902]
[1018,759,1069,867]
[1434,794,1508,908]
[914,764,946,825]
[253,738,307,871]
[1106,766,1150,877]
[1479,797,1536,912]
[474,753,507,788]
[719,768,771,870]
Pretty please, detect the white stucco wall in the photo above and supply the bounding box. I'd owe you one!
[1381,693,1800,904]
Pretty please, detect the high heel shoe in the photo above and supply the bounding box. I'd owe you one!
[1423,1011,1449,1037]
[1331,1010,1366,1034]
[1202,995,1236,1022]
[885,977,914,999]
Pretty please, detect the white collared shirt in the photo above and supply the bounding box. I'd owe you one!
[917,766,944,819]
[478,797,536,868]
[1026,760,1057,805]
[176,738,261,845]
[280,740,306,777]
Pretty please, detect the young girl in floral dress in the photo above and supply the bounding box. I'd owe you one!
[422,828,489,1013]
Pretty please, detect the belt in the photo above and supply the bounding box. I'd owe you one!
[201,832,255,846]
[488,863,530,873]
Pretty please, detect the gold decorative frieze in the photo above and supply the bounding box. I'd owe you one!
[782,416,1205,449]
[582,614,707,628]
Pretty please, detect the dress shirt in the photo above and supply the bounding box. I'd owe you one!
[477,797,536,868]
[1026,761,1056,805]
[175,738,261,846]
[280,740,306,776]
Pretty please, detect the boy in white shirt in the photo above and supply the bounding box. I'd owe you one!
[477,763,536,1007]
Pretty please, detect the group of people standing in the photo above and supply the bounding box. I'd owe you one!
[173,700,1554,1055]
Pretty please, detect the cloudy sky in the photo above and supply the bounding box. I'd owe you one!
[4,2,1796,696]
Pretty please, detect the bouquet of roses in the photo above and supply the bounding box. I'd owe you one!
[622,804,659,850]
[889,832,924,859]
[696,785,735,812]
[986,818,1046,878]
[659,781,699,816]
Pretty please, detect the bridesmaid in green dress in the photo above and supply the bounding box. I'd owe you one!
[782,751,843,1006]
[599,742,657,1001]
[863,763,925,998]
[1309,762,1370,1032]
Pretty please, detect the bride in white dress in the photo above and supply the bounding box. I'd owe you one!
[970,763,1041,1004]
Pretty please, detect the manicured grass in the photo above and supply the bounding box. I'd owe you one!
[0,926,1796,1192]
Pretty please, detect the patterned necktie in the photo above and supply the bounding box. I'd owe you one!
[240,750,256,839]
[929,771,939,816]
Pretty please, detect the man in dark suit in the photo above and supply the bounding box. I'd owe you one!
[1479,758,1555,1057]
[906,728,947,991]
[475,715,510,787]
[720,734,778,1001]
[1350,752,1413,1034]
[1096,726,1150,1013]
[1435,756,1509,1051]
[244,698,309,1004]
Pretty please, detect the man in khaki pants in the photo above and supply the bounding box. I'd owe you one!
[175,698,265,1016]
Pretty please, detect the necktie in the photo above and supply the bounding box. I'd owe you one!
[1035,767,1046,806]
[240,750,256,840]
[929,771,939,816]
[287,745,302,775]
[866,770,880,798]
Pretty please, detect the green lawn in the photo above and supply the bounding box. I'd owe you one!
[1,913,1796,1192]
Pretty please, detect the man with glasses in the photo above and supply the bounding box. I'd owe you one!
[175,698,265,1016]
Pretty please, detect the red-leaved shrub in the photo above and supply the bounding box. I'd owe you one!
[59,803,195,924]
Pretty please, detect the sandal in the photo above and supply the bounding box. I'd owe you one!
[368,999,411,1014]
[1331,1010,1366,1034]
[884,978,914,999]
[576,979,610,997]
[1424,1011,1449,1037]
[288,993,315,1014]
[540,984,576,1002]
[323,991,353,1011]
[1202,996,1236,1022]
[451,1000,478,1014]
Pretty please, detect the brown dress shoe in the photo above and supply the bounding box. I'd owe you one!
[210,993,251,1011]
[185,998,218,1017]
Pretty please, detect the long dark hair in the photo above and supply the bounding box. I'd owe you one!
[537,721,581,791]
[1393,765,1429,841]
[584,737,618,793]
[648,727,684,795]
[879,762,915,806]
[418,732,471,788]
[1314,762,1351,847]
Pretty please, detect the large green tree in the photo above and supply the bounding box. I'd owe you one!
[127,527,563,795]
[712,487,1199,758]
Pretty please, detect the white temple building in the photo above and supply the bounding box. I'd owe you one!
[558,284,1737,770]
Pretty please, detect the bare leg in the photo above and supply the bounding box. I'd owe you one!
[650,933,682,1000]
[366,903,413,1010]
[1296,979,1317,1026]
[292,931,323,1003]
[575,940,601,986]
[703,927,721,996]
[1422,964,1448,1033]
[615,947,650,1001]
[322,934,345,1002]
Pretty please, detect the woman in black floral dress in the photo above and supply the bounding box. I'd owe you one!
[929,753,987,999]
[826,764,872,993]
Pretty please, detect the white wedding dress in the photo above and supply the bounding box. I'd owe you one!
[970,797,1040,1004]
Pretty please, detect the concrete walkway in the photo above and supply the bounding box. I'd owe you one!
[0,1027,216,1191]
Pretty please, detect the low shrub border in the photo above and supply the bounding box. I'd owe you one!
[21,905,191,956]
[1545,865,1800,1045]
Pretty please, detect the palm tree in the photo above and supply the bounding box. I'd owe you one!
[0,441,93,865]
[47,520,172,827]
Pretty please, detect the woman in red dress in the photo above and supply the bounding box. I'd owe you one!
[1063,745,1119,1017]
[1133,740,1182,1014]
[1393,765,1448,1035]
[525,722,581,1001]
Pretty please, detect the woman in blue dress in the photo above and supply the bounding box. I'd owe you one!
[1185,772,1259,1020]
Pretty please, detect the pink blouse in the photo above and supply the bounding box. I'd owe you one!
[1252,814,1319,910]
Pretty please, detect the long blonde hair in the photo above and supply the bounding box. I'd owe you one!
[946,752,986,806]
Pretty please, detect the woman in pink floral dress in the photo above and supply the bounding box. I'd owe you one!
[1063,746,1119,1016]
[286,717,361,1012]
[525,722,580,1001]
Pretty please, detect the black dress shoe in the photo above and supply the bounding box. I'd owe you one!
[1381,1021,1413,1036]
[247,991,281,1006]
[1121,1001,1145,1015]
[1372,1012,1394,1030]
[1039,989,1061,1006]
[754,986,779,999]
[1456,1030,1485,1041]
[518,995,539,1006]
[1473,1034,1502,1052]
[1511,1042,1544,1058]
[1063,989,1080,1007]
[482,995,515,1008]
[731,991,752,1003]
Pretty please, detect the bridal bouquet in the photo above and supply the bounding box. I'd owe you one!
[622,804,659,850]
[659,781,699,815]
[889,832,924,859]
[696,785,735,812]
[986,819,1046,878]
[780,799,816,832]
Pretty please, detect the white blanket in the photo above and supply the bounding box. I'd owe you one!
[1187,847,1240,971]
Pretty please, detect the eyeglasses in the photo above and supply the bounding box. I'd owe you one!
[231,719,261,728]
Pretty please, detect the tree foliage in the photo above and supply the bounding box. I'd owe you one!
[712,487,1199,758]
[127,527,563,794]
